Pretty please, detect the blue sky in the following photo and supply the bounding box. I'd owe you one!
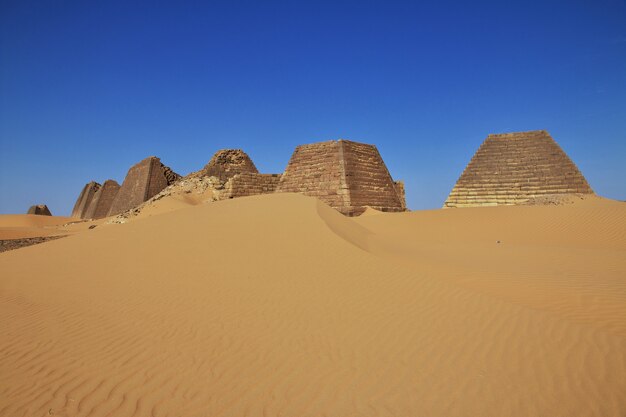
[1,0,625,215]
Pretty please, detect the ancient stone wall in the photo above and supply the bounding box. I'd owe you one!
[27,205,52,216]
[108,157,180,216]
[223,173,282,198]
[277,139,405,215]
[71,181,100,218]
[394,181,406,211]
[84,180,120,219]
[444,130,594,208]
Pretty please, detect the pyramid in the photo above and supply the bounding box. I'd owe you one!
[71,181,101,218]
[27,204,51,216]
[108,156,180,216]
[201,149,259,182]
[276,139,405,215]
[83,180,121,219]
[444,130,594,208]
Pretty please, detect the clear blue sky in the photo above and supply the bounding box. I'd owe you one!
[1,0,625,215]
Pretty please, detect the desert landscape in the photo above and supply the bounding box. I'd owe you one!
[1,131,625,416]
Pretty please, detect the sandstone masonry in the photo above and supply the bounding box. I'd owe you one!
[201,149,259,181]
[276,139,405,215]
[444,130,594,208]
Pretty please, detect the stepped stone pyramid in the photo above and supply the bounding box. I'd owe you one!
[71,181,101,218]
[444,130,594,208]
[108,156,180,216]
[84,180,121,219]
[276,139,405,215]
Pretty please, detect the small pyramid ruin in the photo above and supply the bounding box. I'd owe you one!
[27,204,52,216]
[444,130,594,208]
[71,181,101,218]
[200,149,259,181]
[187,149,282,199]
[84,180,121,219]
[276,139,405,215]
[108,156,180,216]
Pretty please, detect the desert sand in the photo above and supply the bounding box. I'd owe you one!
[1,193,625,416]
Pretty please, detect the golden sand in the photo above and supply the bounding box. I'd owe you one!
[1,193,624,416]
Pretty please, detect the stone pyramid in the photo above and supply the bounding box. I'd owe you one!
[27,204,51,216]
[108,156,180,216]
[84,179,121,219]
[201,149,259,182]
[276,139,405,215]
[71,181,101,218]
[444,130,594,208]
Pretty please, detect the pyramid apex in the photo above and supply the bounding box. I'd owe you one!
[487,130,550,139]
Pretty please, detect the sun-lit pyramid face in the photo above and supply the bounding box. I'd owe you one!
[444,130,594,208]
[71,181,101,219]
[276,139,405,215]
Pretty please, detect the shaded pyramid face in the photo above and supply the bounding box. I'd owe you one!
[83,180,121,219]
[201,149,259,182]
[444,130,594,208]
[108,157,180,216]
[276,139,405,216]
[71,181,101,218]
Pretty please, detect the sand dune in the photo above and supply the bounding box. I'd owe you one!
[1,193,625,416]
[0,215,84,239]
[355,195,626,335]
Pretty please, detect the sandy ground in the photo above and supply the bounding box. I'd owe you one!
[0,193,624,416]
[0,214,101,240]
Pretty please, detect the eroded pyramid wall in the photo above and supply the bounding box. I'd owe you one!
[71,181,101,218]
[108,157,180,216]
[444,130,594,208]
[223,173,282,199]
[202,149,259,182]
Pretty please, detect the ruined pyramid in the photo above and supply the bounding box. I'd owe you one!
[108,156,180,216]
[27,204,51,216]
[276,139,405,215]
[444,130,594,208]
[200,149,259,181]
